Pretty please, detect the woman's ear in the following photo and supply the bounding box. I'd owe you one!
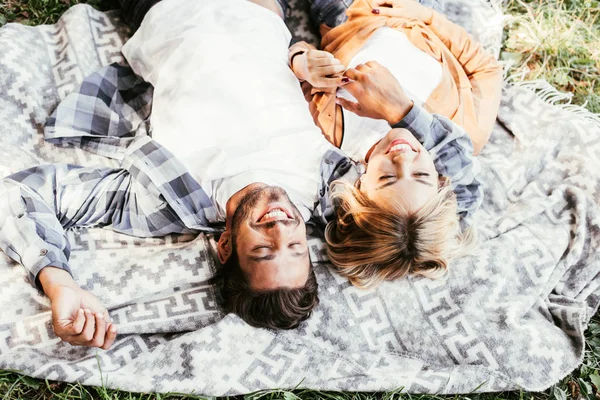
[217,231,233,264]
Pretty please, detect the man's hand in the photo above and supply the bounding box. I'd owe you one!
[292,49,347,88]
[38,267,117,350]
[336,61,414,125]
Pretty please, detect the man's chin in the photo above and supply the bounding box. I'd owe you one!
[250,186,300,223]
[231,185,300,230]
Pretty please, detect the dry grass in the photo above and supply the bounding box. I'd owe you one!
[502,0,600,113]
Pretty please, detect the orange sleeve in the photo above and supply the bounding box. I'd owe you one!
[421,6,503,154]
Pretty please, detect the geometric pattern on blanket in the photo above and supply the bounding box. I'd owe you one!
[0,0,599,395]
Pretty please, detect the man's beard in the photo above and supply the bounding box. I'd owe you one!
[230,186,302,237]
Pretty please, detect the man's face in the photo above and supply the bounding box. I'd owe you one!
[230,186,310,290]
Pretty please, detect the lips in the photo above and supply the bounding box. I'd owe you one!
[385,139,417,154]
[256,204,293,224]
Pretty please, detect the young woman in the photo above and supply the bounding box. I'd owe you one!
[290,0,502,288]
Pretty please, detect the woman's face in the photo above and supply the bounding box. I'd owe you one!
[361,128,439,213]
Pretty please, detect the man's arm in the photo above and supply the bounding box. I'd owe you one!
[0,163,189,348]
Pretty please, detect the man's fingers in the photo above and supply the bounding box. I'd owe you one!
[72,308,86,333]
[78,309,96,342]
[309,50,337,60]
[54,308,84,337]
[312,76,344,88]
[315,64,346,77]
[336,97,362,115]
[90,313,106,347]
[101,324,118,350]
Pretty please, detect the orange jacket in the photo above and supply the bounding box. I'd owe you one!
[289,0,503,154]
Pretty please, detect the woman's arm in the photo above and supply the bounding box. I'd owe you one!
[340,61,483,219]
[374,0,503,154]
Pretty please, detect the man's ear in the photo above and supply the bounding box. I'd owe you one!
[217,231,233,264]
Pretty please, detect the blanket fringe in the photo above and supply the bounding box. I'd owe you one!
[509,78,600,127]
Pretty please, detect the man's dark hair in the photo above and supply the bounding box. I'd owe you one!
[219,249,319,330]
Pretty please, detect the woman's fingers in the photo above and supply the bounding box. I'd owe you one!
[344,68,360,81]
[365,60,381,69]
[336,97,363,115]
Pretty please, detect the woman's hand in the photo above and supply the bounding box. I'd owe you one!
[39,267,117,350]
[292,49,347,88]
[371,0,433,21]
[336,61,413,125]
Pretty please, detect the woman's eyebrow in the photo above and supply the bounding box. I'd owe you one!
[376,178,434,190]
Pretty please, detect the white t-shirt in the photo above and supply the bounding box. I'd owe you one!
[337,26,443,160]
[122,0,333,222]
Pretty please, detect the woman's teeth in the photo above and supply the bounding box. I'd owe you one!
[389,143,414,153]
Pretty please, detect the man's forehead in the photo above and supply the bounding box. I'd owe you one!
[243,253,310,290]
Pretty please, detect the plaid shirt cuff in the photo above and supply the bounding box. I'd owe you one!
[392,104,436,149]
[24,240,71,291]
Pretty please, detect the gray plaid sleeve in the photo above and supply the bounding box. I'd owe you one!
[44,63,154,160]
[0,163,192,289]
[313,149,361,225]
[393,105,483,221]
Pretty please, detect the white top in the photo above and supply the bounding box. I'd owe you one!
[337,27,443,160]
[122,0,333,222]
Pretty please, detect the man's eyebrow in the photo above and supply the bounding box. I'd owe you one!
[248,251,308,263]
[248,254,276,262]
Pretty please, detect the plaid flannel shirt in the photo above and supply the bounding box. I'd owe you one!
[0,63,481,288]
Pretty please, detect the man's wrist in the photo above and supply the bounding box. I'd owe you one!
[38,267,77,299]
[290,51,307,81]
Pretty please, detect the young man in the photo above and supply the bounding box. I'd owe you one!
[0,0,343,350]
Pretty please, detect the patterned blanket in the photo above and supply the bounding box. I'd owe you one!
[1,0,599,395]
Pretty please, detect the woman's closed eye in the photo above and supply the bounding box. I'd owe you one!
[414,172,430,177]
[378,174,396,181]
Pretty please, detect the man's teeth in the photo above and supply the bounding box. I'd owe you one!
[262,209,288,221]
[390,143,413,152]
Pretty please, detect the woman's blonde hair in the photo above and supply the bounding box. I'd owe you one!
[324,178,475,288]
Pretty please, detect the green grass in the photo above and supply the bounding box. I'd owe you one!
[1,0,600,398]
[502,0,600,113]
[0,0,119,26]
